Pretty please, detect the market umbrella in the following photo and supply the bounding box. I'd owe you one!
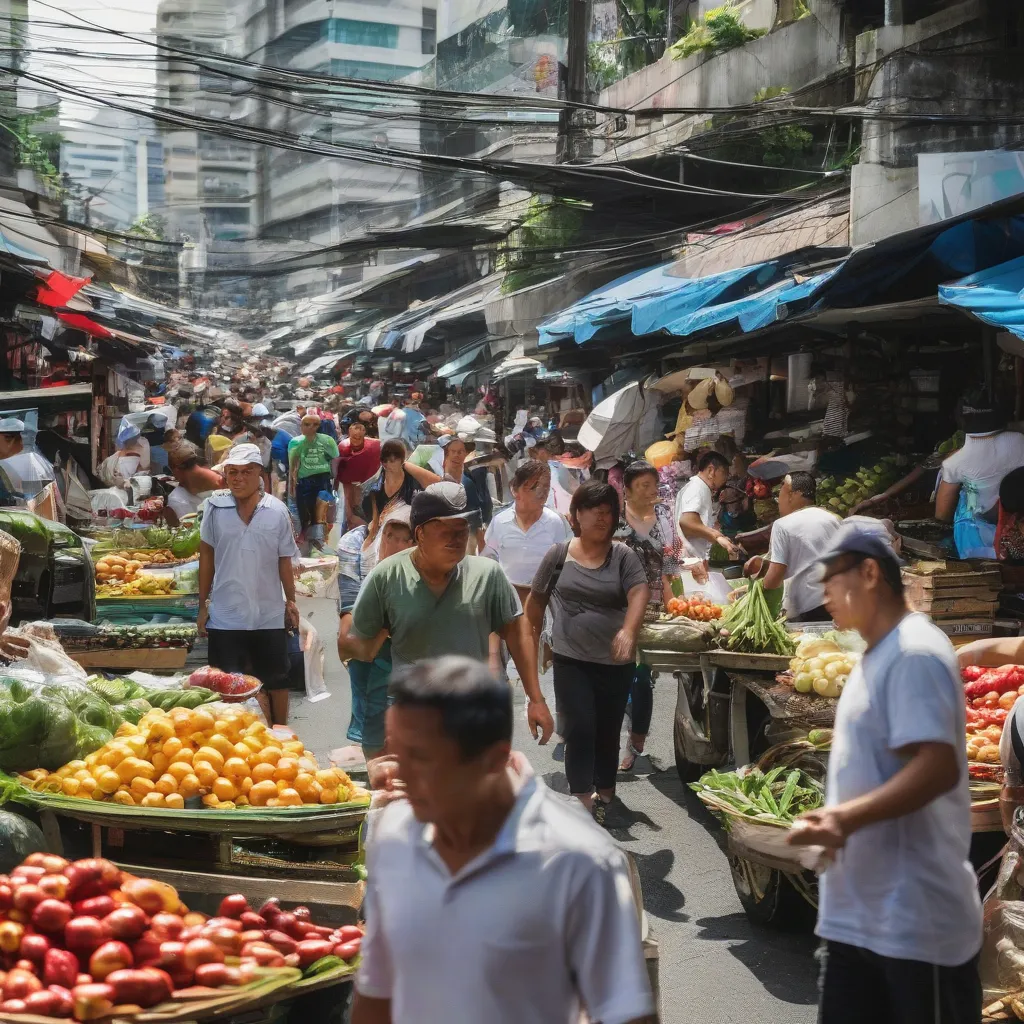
[577,381,656,469]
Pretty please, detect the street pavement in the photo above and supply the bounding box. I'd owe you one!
[292,596,819,1024]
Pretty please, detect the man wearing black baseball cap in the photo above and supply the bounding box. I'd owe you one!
[789,521,981,1023]
[341,482,553,743]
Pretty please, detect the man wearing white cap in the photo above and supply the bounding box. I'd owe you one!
[198,442,300,725]
[0,418,54,506]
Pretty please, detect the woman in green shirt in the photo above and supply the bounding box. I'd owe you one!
[288,414,339,533]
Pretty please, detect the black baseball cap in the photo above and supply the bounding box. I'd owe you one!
[411,482,475,532]
[819,521,904,574]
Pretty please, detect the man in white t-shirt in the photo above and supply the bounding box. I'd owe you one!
[675,450,740,563]
[789,522,982,1024]
[745,471,841,622]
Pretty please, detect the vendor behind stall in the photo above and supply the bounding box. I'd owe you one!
[0,419,54,506]
[745,472,841,623]
[675,450,741,563]
[935,392,1024,559]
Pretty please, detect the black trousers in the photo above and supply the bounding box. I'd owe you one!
[207,628,290,690]
[818,941,981,1024]
[552,654,633,794]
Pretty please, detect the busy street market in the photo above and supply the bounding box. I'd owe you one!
[1,0,1024,1020]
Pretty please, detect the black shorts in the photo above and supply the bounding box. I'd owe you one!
[206,628,290,690]
[818,940,981,1024]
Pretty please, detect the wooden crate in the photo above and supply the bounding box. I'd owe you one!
[69,647,189,670]
[903,563,1001,621]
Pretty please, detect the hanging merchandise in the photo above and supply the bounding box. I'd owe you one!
[714,375,735,407]
[645,440,680,469]
[687,377,716,411]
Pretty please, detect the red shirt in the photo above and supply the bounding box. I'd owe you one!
[335,437,381,485]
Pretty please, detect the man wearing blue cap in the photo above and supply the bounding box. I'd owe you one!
[789,521,982,1023]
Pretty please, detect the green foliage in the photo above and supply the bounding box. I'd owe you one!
[498,196,587,295]
[0,109,63,194]
[127,213,167,241]
[670,3,765,60]
[759,123,813,166]
[587,42,623,90]
[753,85,790,103]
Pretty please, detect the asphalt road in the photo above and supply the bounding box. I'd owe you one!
[291,596,820,1024]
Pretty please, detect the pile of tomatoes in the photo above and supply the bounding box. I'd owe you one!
[0,854,362,1020]
[665,594,723,622]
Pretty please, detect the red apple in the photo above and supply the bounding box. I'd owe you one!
[105,906,149,943]
[12,884,45,913]
[184,938,224,972]
[18,933,50,965]
[4,966,42,999]
[106,967,172,1008]
[149,913,184,940]
[71,982,114,1021]
[38,875,69,901]
[217,894,249,920]
[32,898,73,934]
[64,917,108,959]
[73,895,115,919]
[89,940,133,982]
[194,962,241,988]
[42,948,78,989]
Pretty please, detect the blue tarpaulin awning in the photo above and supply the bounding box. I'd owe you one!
[537,260,779,346]
[938,254,1024,338]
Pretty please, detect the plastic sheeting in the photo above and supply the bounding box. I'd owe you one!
[577,380,661,469]
[938,254,1024,339]
[537,261,774,346]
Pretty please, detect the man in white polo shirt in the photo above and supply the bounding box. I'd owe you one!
[352,657,654,1024]
[198,442,299,726]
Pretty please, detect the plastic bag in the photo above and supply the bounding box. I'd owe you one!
[301,617,329,703]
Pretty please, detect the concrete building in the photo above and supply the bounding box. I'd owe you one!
[230,0,438,300]
[156,0,255,244]
[60,107,164,232]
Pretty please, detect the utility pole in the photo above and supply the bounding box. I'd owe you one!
[557,0,591,163]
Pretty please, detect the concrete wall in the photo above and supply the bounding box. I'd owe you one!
[851,0,1024,244]
[593,0,847,163]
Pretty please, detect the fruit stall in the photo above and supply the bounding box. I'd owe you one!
[0,673,373,1022]
[85,526,202,626]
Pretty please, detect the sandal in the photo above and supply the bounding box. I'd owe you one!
[591,800,608,827]
[619,743,645,772]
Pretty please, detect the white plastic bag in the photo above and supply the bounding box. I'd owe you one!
[301,616,330,703]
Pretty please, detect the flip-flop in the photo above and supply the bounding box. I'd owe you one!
[619,743,645,772]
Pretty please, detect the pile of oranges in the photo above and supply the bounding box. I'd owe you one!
[20,706,364,810]
[666,594,723,622]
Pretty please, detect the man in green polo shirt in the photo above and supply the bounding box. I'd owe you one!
[342,482,554,744]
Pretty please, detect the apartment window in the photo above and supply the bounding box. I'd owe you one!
[171,146,196,155]
[329,18,398,48]
[172,171,196,180]
[422,7,436,55]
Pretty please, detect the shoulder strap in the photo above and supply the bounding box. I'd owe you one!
[544,540,571,599]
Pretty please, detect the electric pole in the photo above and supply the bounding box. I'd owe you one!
[557,0,592,163]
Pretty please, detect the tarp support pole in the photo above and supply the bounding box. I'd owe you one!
[984,327,996,400]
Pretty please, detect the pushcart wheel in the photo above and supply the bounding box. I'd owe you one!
[673,714,710,783]
[728,854,817,930]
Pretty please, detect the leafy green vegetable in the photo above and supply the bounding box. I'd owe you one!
[74,725,112,760]
[116,698,152,725]
[690,765,824,828]
[717,579,795,655]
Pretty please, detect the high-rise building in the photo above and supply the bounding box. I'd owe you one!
[231,0,438,299]
[156,0,254,243]
[60,107,164,232]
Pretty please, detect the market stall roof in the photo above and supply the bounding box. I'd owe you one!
[436,340,490,379]
[0,196,64,269]
[0,383,93,410]
[301,350,355,375]
[366,274,499,353]
[937,254,1024,339]
[537,258,812,347]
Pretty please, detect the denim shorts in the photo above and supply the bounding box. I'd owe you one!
[338,574,362,615]
[347,641,392,751]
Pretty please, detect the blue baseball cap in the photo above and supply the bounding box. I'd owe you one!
[819,520,904,572]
